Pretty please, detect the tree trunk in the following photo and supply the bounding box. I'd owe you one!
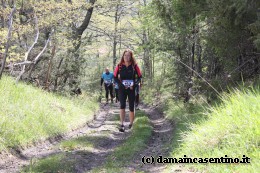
[197,45,202,75]
[113,3,120,70]
[142,0,151,78]
[113,38,117,69]
[72,0,96,52]
[152,53,155,79]
[191,41,195,76]
[54,57,64,91]
[0,6,15,79]
[59,0,96,90]
[0,0,5,28]
[143,30,151,78]
[118,34,122,61]
[27,30,52,79]
[44,45,55,90]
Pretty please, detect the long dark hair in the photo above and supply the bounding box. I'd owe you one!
[119,49,137,65]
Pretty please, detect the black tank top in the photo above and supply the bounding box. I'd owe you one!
[119,65,135,80]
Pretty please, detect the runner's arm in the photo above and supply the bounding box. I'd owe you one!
[134,65,142,87]
[114,65,124,88]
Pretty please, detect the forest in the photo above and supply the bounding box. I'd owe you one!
[0,0,258,97]
[0,0,259,172]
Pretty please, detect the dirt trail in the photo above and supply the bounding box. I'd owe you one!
[0,103,131,173]
[0,103,176,173]
[127,105,175,172]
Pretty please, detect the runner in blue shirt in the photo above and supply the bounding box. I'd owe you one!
[101,67,114,103]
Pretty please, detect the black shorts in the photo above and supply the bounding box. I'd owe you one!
[118,87,135,112]
[104,84,113,99]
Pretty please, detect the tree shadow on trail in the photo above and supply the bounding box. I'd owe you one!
[23,133,129,173]
[22,104,131,173]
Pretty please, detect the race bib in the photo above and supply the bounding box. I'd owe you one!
[122,80,134,88]
[104,80,112,85]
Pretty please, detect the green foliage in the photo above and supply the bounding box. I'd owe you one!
[0,75,98,151]
[23,154,75,173]
[0,0,99,93]
[165,87,260,172]
[139,0,260,98]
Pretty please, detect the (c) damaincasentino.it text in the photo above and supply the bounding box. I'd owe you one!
[142,155,250,164]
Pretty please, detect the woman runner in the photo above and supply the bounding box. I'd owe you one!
[114,49,142,132]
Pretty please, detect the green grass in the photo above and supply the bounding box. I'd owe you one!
[58,134,110,151]
[0,75,98,152]
[141,83,259,172]
[23,153,75,173]
[59,136,95,151]
[92,110,153,172]
[164,87,260,173]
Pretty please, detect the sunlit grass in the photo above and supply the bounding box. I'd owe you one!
[23,153,75,173]
[0,75,98,151]
[165,87,260,172]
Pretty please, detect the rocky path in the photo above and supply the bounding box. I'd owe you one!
[0,103,175,173]
[128,105,175,172]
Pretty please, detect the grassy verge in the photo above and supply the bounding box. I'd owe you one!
[0,75,98,152]
[141,84,259,172]
[168,88,259,172]
[93,110,153,172]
